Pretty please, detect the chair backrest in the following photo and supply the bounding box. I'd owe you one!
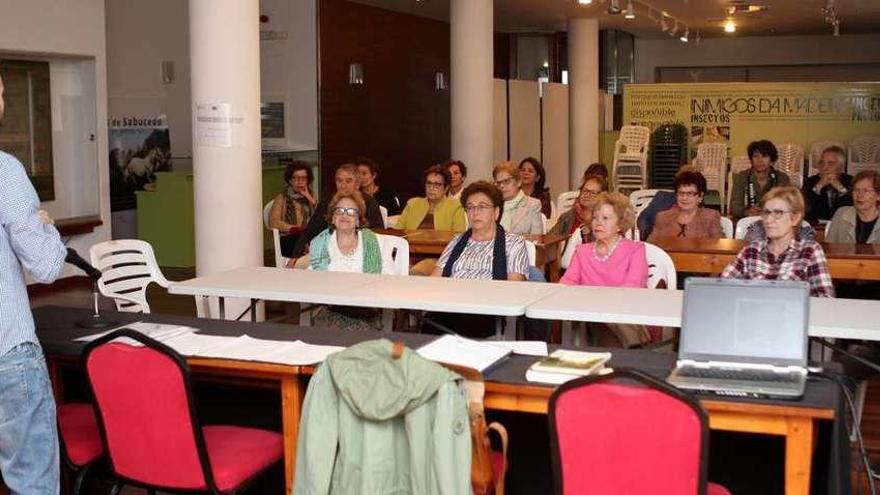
[629,189,667,219]
[272,229,288,268]
[695,142,728,192]
[775,143,805,187]
[525,240,536,267]
[379,205,389,228]
[849,135,880,166]
[541,213,549,235]
[824,221,831,239]
[734,216,762,239]
[560,229,582,270]
[376,234,410,276]
[644,242,676,290]
[89,240,171,313]
[549,369,709,495]
[84,330,217,491]
[808,140,846,176]
[263,200,274,230]
[719,217,734,239]
[615,125,651,158]
[556,191,579,216]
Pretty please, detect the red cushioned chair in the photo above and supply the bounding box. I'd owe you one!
[82,329,283,494]
[548,368,731,495]
[58,402,104,494]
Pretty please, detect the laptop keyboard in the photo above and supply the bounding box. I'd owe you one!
[677,367,802,384]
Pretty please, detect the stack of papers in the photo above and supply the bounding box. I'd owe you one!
[75,322,196,344]
[417,335,512,372]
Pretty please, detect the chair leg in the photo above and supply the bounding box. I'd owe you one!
[71,463,92,495]
[109,481,123,495]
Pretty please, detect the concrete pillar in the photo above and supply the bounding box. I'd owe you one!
[190,0,263,318]
[568,18,600,188]
[451,0,494,182]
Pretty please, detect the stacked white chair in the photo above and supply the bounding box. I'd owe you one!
[556,190,579,216]
[775,143,805,188]
[695,142,728,212]
[612,125,651,195]
[808,140,846,176]
[848,135,880,176]
[89,239,172,313]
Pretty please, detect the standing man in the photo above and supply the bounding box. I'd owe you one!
[0,72,67,494]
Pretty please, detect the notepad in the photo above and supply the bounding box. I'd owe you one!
[417,335,512,372]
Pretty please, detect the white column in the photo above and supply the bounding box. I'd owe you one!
[190,0,263,318]
[451,0,494,182]
[568,18,600,189]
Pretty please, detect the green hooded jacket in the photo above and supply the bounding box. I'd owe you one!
[294,339,472,495]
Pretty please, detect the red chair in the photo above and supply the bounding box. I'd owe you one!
[82,329,283,494]
[548,368,731,495]
[58,403,103,494]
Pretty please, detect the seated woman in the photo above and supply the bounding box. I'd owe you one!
[729,140,791,220]
[722,186,834,297]
[309,190,395,331]
[357,156,401,215]
[494,161,544,235]
[549,173,607,248]
[519,157,552,218]
[396,164,466,231]
[560,192,649,347]
[430,181,529,337]
[827,170,880,244]
[647,170,722,242]
[444,160,467,200]
[269,161,317,257]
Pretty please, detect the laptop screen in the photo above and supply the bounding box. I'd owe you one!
[679,278,810,367]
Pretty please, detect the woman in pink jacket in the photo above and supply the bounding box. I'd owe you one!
[560,191,649,346]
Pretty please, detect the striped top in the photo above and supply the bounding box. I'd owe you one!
[435,231,529,280]
[0,151,67,357]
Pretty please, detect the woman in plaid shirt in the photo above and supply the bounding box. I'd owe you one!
[723,186,835,297]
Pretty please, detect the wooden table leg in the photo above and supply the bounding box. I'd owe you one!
[785,417,814,495]
[281,374,304,495]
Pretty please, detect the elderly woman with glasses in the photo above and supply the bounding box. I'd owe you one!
[309,190,395,330]
[269,161,317,257]
[647,170,722,243]
[723,186,834,297]
[493,161,544,235]
[396,164,466,231]
[827,170,880,244]
[549,174,607,246]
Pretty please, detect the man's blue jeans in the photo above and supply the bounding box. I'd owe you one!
[0,342,59,494]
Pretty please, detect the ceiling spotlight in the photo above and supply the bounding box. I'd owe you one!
[578,0,592,4]
[680,28,689,42]
[624,0,635,19]
[724,18,736,33]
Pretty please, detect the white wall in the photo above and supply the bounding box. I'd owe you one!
[635,33,880,83]
[0,0,110,278]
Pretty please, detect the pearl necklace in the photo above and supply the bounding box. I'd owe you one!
[592,235,622,263]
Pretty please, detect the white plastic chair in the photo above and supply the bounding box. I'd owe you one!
[824,221,831,239]
[263,200,289,269]
[775,143,805,188]
[808,140,846,176]
[720,217,734,239]
[848,135,880,176]
[644,242,677,290]
[560,229,582,270]
[556,190,579,216]
[525,239,536,266]
[695,143,728,211]
[629,189,669,220]
[376,234,410,276]
[541,213,549,235]
[89,239,172,313]
[379,205,389,228]
[734,216,762,239]
[386,215,401,228]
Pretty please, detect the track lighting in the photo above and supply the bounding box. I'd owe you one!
[624,0,635,19]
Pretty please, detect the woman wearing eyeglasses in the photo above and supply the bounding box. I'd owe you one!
[722,186,834,297]
[647,170,722,243]
[826,170,880,244]
[269,161,317,257]
[493,161,544,235]
[548,174,607,248]
[309,190,395,330]
[729,140,792,220]
[395,164,466,231]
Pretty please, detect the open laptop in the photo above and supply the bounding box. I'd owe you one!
[667,277,810,399]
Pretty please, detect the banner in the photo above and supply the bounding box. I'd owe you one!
[108,115,171,211]
[623,82,880,162]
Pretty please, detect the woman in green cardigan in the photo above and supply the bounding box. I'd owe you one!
[395,164,467,231]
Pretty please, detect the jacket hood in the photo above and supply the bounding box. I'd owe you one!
[326,339,457,421]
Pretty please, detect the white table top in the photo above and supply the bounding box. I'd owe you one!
[343,275,563,316]
[808,297,880,340]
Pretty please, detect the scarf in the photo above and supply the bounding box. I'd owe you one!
[442,224,508,280]
[309,228,383,273]
[501,190,526,230]
[284,186,313,226]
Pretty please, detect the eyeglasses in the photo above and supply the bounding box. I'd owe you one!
[465,203,495,214]
[580,189,600,197]
[494,177,515,188]
[332,207,360,217]
[854,188,878,196]
[759,208,792,219]
[425,181,446,189]
[676,190,700,198]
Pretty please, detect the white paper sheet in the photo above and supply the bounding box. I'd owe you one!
[74,322,196,343]
[194,335,344,366]
[161,333,240,356]
[417,335,511,372]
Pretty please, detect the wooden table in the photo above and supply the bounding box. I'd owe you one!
[482,380,833,495]
[375,229,567,281]
[651,236,880,281]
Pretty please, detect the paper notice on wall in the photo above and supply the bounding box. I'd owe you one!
[195,103,238,148]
